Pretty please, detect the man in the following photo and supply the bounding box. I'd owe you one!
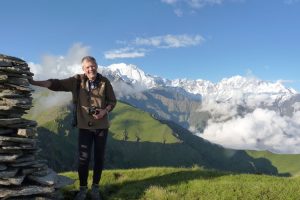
[30,56,116,200]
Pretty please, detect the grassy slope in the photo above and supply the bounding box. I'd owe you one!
[247,150,300,176]
[109,101,179,143]
[25,89,300,176]
[61,167,300,200]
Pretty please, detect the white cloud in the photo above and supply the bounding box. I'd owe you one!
[187,0,224,9]
[134,34,204,48]
[193,77,300,153]
[161,0,178,5]
[104,48,146,59]
[201,108,300,154]
[174,8,184,16]
[161,0,226,16]
[29,43,90,80]
[104,34,204,59]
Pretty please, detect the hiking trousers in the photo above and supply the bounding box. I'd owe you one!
[78,128,108,186]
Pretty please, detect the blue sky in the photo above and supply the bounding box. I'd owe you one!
[1,0,300,90]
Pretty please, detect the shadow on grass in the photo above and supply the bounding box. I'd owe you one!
[62,169,227,200]
[102,169,226,200]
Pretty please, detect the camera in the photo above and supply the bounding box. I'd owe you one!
[88,106,100,115]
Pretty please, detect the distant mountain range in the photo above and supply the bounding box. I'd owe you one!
[98,63,300,153]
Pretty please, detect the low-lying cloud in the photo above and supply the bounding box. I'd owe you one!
[198,87,300,154]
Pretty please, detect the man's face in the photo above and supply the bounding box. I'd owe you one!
[82,60,98,80]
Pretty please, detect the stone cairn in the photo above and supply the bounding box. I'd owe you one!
[0,54,74,199]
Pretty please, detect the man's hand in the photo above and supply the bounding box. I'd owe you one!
[93,109,107,120]
[28,79,52,88]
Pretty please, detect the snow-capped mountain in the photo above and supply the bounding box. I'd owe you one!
[98,63,300,153]
[100,63,166,89]
[100,63,297,105]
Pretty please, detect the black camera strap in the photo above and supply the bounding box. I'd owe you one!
[71,74,81,127]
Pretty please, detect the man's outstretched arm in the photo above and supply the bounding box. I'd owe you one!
[29,79,52,88]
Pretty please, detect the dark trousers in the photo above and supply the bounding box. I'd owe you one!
[78,128,108,187]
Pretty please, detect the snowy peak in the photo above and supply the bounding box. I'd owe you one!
[103,63,163,88]
[100,63,297,103]
[218,75,294,94]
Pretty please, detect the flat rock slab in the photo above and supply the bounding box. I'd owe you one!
[0,175,25,186]
[0,185,54,199]
[0,135,37,144]
[10,159,44,167]
[28,169,57,186]
[0,164,7,170]
[3,83,33,92]
[54,174,75,189]
[0,89,28,98]
[0,168,18,178]
[0,128,16,135]
[17,128,37,138]
[0,153,22,162]
[0,54,27,66]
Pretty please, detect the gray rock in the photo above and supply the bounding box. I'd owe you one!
[0,118,37,128]
[0,54,27,65]
[0,185,54,199]
[0,67,33,76]
[0,153,22,162]
[15,154,36,163]
[2,146,38,150]
[0,148,22,154]
[22,168,38,175]
[0,128,16,135]
[0,164,7,170]
[31,162,48,168]
[0,54,61,199]
[7,77,30,86]
[31,169,50,177]
[1,97,32,106]
[0,140,17,146]
[0,175,25,186]
[0,110,25,118]
[54,174,75,189]
[10,159,43,167]
[0,74,8,82]
[3,82,33,92]
[0,168,18,178]
[28,169,57,186]
[0,135,37,144]
[17,128,37,138]
[22,165,48,175]
[0,89,29,98]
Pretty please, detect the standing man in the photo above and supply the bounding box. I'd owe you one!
[30,56,116,200]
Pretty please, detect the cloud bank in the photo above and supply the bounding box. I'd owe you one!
[198,86,300,154]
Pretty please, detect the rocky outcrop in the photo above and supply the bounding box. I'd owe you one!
[0,54,74,199]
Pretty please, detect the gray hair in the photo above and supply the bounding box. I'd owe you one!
[81,56,98,66]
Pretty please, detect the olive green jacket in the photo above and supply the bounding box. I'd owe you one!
[47,73,116,129]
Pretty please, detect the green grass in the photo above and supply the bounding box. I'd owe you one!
[110,102,179,143]
[247,150,300,176]
[60,167,300,200]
